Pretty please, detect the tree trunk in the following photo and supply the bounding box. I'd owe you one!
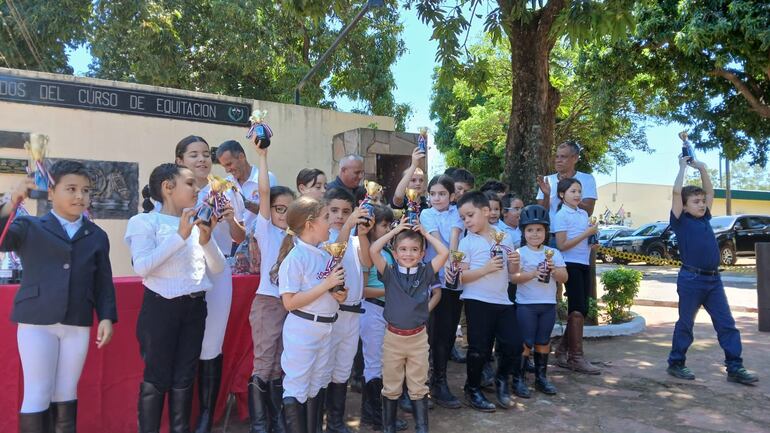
[503,3,563,203]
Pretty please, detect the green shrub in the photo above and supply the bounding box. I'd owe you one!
[600,267,642,323]
[557,296,598,323]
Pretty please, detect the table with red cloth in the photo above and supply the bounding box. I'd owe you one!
[0,275,260,433]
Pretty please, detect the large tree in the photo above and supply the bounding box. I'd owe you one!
[411,0,634,201]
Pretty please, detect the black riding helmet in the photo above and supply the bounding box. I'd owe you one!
[519,204,550,228]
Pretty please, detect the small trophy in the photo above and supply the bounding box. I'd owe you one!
[490,229,507,258]
[587,216,599,245]
[361,180,383,225]
[537,249,555,284]
[406,188,420,224]
[24,133,53,200]
[207,174,235,217]
[246,110,273,149]
[322,242,348,292]
[417,127,429,153]
[678,131,695,161]
[445,250,465,290]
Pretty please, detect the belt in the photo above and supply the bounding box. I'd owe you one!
[339,302,365,314]
[188,291,206,298]
[291,310,338,323]
[365,298,385,308]
[387,324,425,336]
[681,264,720,276]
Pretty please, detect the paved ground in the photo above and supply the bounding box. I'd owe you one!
[216,304,770,433]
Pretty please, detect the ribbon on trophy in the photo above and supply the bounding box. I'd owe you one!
[320,242,347,292]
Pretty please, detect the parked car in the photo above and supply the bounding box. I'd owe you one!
[597,226,635,264]
[607,222,673,265]
[696,215,769,265]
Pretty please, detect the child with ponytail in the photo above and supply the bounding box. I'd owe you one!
[126,163,226,433]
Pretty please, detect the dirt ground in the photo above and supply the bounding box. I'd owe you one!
[215,304,770,433]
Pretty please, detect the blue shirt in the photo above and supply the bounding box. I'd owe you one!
[366,249,395,302]
[670,209,720,270]
[51,210,83,239]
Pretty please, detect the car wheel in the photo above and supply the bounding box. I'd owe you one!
[720,244,737,266]
[646,246,665,265]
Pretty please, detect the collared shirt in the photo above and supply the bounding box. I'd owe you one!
[51,210,83,238]
[420,205,464,284]
[553,205,591,265]
[670,209,719,270]
[536,171,597,231]
[459,230,516,305]
[496,220,521,249]
[278,238,340,316]
[366,249,395,301]
[227,165,278,230]
[254,214,286,297]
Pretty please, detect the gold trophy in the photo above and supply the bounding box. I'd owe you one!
[361,180,383,224]
[445,250,465,290]
[490,229,506,258]
[323,242,348,292]
[417,127,429,153]
[405,188,420,224]
[588,216,599,245]
[24,133,52,199]
[538,249,555,284]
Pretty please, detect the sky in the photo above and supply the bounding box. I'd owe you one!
[66,3,734,189]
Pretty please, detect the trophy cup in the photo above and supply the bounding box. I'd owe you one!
[24,133,53,200]
[678,131,695,161]
[537,249,555,284]
[207,174,235,217]
[246,110,273,149]
[445,250,465,290]
[322,242,348,292]
[417,127,429,153]
[361,180,383,225]
[587,216,599,245]
[490,229,506,258]
[406,188,420,224]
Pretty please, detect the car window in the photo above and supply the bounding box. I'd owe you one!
[735,217,749,230]
[632,223,667,237]
[710,216,735,231]
[599,230,619,240]
[747,217,767,230]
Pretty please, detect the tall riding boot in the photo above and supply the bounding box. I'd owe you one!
[325,382,352,433]
[381,398,398,433]
[429,365,461,409]
[494,351,512,409]
[306,388,325,433]
[533,350,557,395]
[282,397,307,433]
[555,320,570,368]
[138,382,165,433]
[51,400,77,433]
[510,355,531,399]
[360,379,378,429]
[411,397,429,433]
[19,408,51,433]
[463,351,495,412]
[168,386,194,433]
[247,376,270,433]
[267,379,287,433]
[567,312,601,375]
[194,355,223,433]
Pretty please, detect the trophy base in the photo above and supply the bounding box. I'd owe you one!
[258,138,271,149]
[27,189,48,200]
[330,284,346,293]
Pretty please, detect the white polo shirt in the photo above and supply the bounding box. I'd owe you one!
[420,205,464,282]
[515,245,566,305]
[197,184,245,255]
[535,171,597,231]
[553,205,591,265]
[458,230,515,305]
[254,214,286,297]
[327,229,364,306]
[228,165,278,230]
[279,238,340,317]
[496,220,521,248]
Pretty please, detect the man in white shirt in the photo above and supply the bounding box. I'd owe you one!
[536,141,598,227]
[216,140,278,229]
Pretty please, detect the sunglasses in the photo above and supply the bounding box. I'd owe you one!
[271,205,288,214]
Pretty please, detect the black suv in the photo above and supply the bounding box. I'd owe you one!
[607,222,673,265]
[708,214,770,265]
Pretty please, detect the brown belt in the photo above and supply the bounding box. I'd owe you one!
[387,324,425,336]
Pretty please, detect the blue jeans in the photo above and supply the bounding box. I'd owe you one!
[667,269,743,372]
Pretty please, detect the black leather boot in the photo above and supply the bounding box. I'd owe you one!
[381,398,398,433]
[282,397,306,433]
[268,378,287,433]
[464,351,495,412]
[429,370,461,409]
[411,397,429,433]
[51,400,77,433]
[168,386,194,433]
[306,388,324,433]
[194,355,223,433]
[138,382,165,433]
[19,408,51,433]
[324,382,352,433]
[494,376,511,409]
[510,356,531,399]
[360,379,379,429]
[247,376,269,433]
[534,352,557,395]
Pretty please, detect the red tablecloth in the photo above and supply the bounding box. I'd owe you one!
[0,275,260,433]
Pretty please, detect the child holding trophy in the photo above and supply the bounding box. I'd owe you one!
[2,157,117,433]
[511,205,567,396]
[392,146,428,211]
[552,178,602,375]
[272,196,348,433]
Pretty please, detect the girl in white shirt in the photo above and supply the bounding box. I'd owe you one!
[174,135,246,433]
[248,145,296,433]
[552,177,601,375]
[126,163,226,433]
[273,196,347,433]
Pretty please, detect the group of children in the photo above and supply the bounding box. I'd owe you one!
[3,136,757,433]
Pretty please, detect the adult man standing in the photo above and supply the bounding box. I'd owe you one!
[536,140,600,375]
[327,154,366,203]
[216,140,278,229]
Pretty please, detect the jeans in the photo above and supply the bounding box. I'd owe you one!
[668,270,743,372]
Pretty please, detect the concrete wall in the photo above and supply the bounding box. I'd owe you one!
[0,68,394,275]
